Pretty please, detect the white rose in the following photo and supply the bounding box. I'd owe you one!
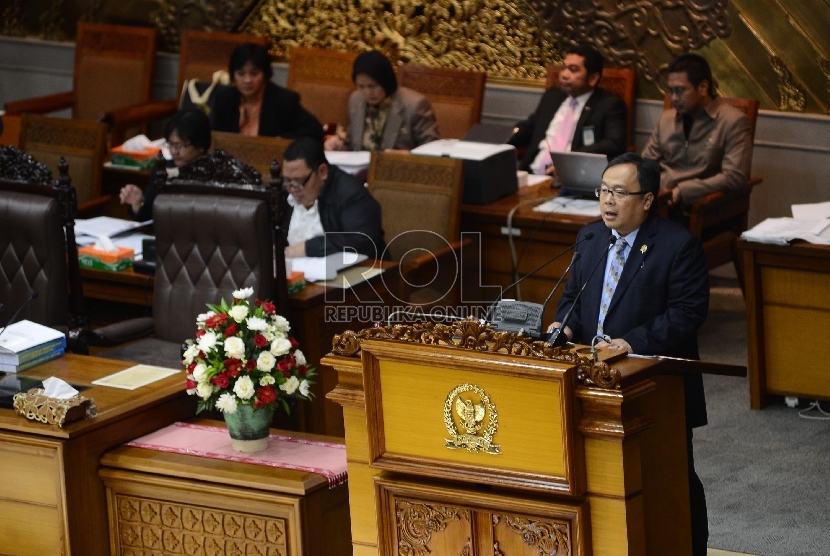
[257,351,276,371]
[196,382,214,399]
[233,287,254,300]
[215,393,238,414]
[272,315,290,332]
[224,336,246,360]
[270,338,292,357]
[299,380,310,397]
[233,375,256,400]
[196,311,214,325]
[294,349,306,366]
[260,375,275,386]
[279,376,300,395]
[182,343,200,364]
[192,363,208,383]
[197,331,218,353]
[246,316,268,331]
[229,305,248,323]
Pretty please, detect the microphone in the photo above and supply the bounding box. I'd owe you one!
[488,232,594,338]
[545,236,617,347]
[0,292,39,343]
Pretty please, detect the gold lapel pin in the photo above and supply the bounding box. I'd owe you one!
[640,245,648,254]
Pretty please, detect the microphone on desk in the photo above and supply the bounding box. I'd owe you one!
[0,292,39,342]
[545,236,616,346]
[487,232,594,339]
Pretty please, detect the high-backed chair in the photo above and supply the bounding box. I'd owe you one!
[0,148,86,332]
[105,30,269,140]
[211,131,291,177]
[367,152,465,306]
[397,64,487,139]
[4,22,158,145]
[546,64,637,151]
[286,47,358,129]
[86,156,288,368]
[656,96,761,288]
[19,114,109,215]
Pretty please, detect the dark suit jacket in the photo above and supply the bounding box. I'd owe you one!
[283,166,387,259]
[212,82,324,141]
[553,213,710,428]
[510,87,627,171]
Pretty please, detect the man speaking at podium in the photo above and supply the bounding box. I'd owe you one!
[548,153,711,555]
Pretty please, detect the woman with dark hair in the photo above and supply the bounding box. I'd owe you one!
[119,109,212,221]
[212,43,323,140]
[325,50,439,152]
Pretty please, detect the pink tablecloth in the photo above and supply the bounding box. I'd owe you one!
[126,422,347,488]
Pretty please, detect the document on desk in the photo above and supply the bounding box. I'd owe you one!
[75,216,152,239]
[324,151,372,175]
[741,217,830,245]
[317,264,384,289]
[91,364,179,390]
[791,201,830,220]
[288,252,369,281]
[532,197,601,216]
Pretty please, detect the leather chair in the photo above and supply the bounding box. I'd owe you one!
[367,152,465,307]
[657,96,761,289]
[107,30,269,135]
[546,64,638,151]
[397,64,487,140]
[0,148,87,335]
[286,47,358,129]
[86,156,289,368]
[4,22,158,146]
[19,114,109,215]
[211,131,291,178]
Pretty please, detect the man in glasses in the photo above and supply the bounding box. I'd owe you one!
[549,153,710,556]
[642,54,752,216]
[282,137,386,259]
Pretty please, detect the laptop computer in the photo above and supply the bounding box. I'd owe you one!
[549,151,609,197]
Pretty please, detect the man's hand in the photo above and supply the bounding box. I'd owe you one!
[544,164,557,177]
[546,321,573,340]
[667,186,682,207]
[324,135,345,151]
[119,184,144,213]
[285,242,306,258]
[594,338,633,353]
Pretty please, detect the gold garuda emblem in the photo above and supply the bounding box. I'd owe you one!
[444,383,500,454]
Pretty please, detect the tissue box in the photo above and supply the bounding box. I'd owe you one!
[110,145,162,170]
[78,245,134,272]
[287,271,306,295]
[12,388,95,427]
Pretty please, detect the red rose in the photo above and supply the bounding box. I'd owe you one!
[254,334,268,348]
[254,298,263,307]
[211,373,229,388]
[246,359,257,370]
[224,358,242,376]
[205,313,228,329]
[195,329,206,338]
[281,368,291,378]
[289,336,299,348]
[197,351,206,360]
[277,356,295,373]
[298,365,307,377]
[186,361,197,373]
[255,385,276,407]
[224,322,237,337]
[186,379,197,390]
[261,301,276,315]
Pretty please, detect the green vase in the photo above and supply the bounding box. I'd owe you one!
[223,403,271,453]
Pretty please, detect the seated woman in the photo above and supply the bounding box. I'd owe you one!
[325,50,439,152]
[119,109,211,221]
[212,43,323,141]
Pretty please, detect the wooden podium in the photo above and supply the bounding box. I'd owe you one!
[323,320,738,556]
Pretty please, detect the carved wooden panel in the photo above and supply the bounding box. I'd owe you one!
[113,493,288,556]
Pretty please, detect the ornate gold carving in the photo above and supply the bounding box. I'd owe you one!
[820,58,830,115]
[331,318,622,389]
[494,541,505,556]
[396,500,469,556]
[771,56,806,112]
[149,0,252,52]
[1,0,26,36]
[492,513,571,556]
[38,0,66,42]
[444,384,500,454]
[241,0,559,80]
[114,493,287,555]
[460,538,472,556]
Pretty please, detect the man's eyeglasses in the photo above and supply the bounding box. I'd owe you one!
[595,187,649,200]
[282,171,315,192]
[164,141,191,152]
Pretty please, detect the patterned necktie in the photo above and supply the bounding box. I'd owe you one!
[597,238,628,335]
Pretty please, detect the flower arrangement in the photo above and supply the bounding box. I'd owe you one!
[183,287,315,417]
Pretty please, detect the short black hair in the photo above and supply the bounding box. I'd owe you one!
[229,43,273,81]
[164,109,212,150]
[606,152,660,196]
[666,53,715,97]
[283,137,328,170]
[352,51,398,97]
[566,43,604,77]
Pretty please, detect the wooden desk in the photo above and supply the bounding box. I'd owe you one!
[79,261,401,437]
[99,419,351,556]
[740,239,830,408]
[0,354,194,556]
[460,183,599,323]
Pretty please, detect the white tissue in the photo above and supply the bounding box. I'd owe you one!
[120,134,153,153]
[42,377,79,400]
[93,234,118,253]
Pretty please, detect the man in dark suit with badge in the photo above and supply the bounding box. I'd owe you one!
[509,44,627,175]
[549,153,711,556]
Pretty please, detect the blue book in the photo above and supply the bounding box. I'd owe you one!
[0,347,65,373]
[0,320,67,366]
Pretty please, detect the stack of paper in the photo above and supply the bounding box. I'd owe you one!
[288,252,368,281]
[741,218,830,245]
[0,320,66,373]
[74,216,153,258]
[532,197,601,217]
